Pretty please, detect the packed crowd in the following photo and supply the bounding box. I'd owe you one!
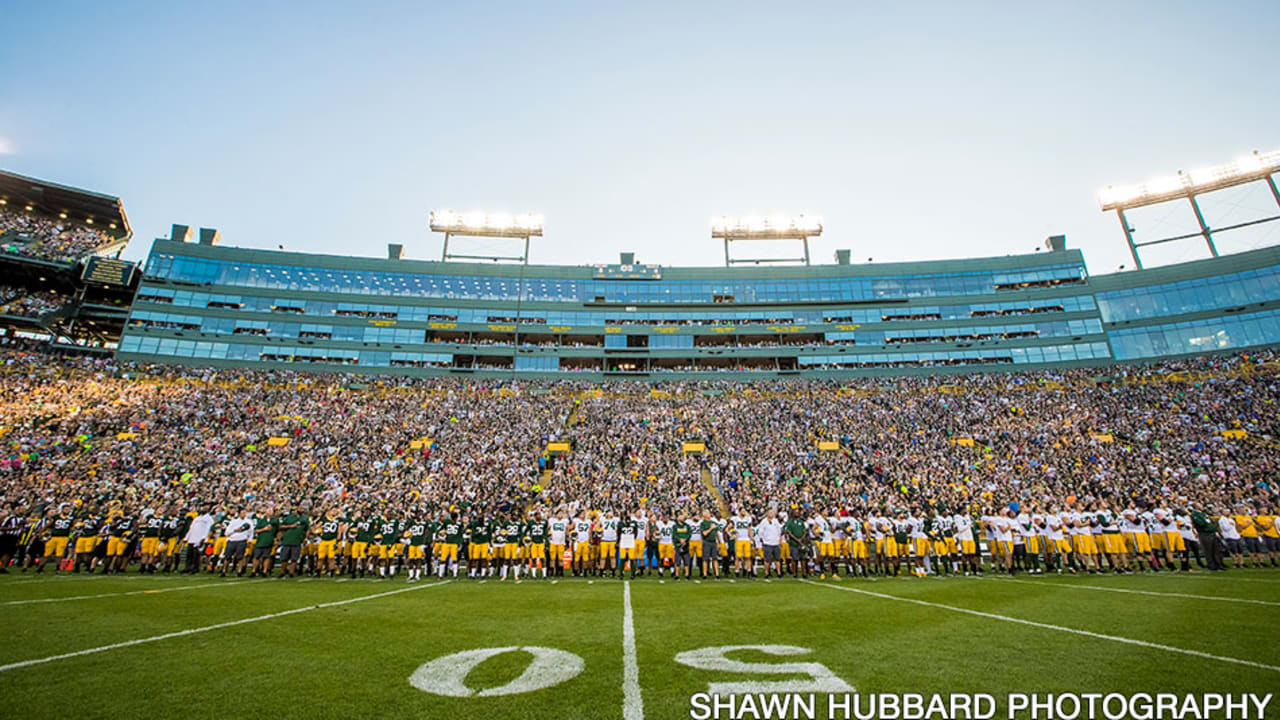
[0,206,115,263]
[0,285,65,318]
[0,345,1276,581]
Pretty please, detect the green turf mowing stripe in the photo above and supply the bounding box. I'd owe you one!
[1,577,270,606]
[801,579,1280,673]
[1001,577,1280,606]
[622,581,643,720]
[0,579,451,673]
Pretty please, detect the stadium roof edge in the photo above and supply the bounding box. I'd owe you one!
[144,238,1088,280]
[0,168,131,239]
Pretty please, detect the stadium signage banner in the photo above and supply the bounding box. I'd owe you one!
[593,263,662,280]
[81,256,135,286]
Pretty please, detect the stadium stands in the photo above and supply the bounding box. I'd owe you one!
[0,205,116,263]
[0,344,1275,579]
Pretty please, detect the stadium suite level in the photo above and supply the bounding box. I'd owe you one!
[115,239,1280,379]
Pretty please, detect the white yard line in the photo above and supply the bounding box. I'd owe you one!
[1170,575,1280,585]
[0,579,451,673]
[3,578,270,606]
[801,580,1280,673]
[0,574,193,584]
[1005,578,1280,607]
[622,581,644,720]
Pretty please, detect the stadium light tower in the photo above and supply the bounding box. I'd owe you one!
[711,214,823,266]
[1098,149,1280,269]
[429,210,544,264]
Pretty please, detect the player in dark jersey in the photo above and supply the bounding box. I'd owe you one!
[138,509,164,573]
[0,503,23,573]
[39,506,75,573]
[467,514,491,579]
[104,507,137,574]
[404,513,430,581]
[159,509,186,573]
[437,513,463,578]
[490,515,507,580]
[375,515,400,578]
[352,513,376,578]
[74,509,103,573]
[524,512,548,579]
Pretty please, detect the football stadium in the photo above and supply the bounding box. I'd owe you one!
[2,5,1279,720]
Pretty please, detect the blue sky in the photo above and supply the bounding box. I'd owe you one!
[1,1,1277,272]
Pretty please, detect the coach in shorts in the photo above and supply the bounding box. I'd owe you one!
[222,509,253,575]
[758,508,783,576]
[276,504,308,576]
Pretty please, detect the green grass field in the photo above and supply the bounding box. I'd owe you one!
[1,568,1278,719]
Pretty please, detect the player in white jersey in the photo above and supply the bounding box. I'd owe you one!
[1155,507,1184,570]
[1070,506,1099,572]
[990,511,1015,575]
[655,516,675,577]
[829,513,847,575]
[729,511,754,577]
[906,511,928,577]
[1119,507,1151,571]
[889,511,912,578]
[952,512,979,575]
[571,514,593,577]
[843,513,868,577]
[927,513,953,576]
[1174,509,1201,570]
[810,510,836,579]
[1014,509,1041,574]
[634,510,652,576]
[868,515,887,575]
[1038,508,1065,573]
[598,511,620,578]
[547,511,569,578]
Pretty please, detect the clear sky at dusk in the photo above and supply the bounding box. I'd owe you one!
[1,1,1277,272]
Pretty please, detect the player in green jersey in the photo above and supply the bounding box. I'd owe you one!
[467,514,491,579]
[405,514,430,581]
[524,512,548,579]
[499,514,523,580]
[376,516,400,578]
[437,513,464,578]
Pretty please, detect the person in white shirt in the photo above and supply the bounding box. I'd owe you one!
[221,510,254,577]
[756,508,783,578]
[1219,508,1244,567]
[182,508,215,574]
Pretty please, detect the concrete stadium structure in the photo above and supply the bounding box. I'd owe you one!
[115,234,1280,379]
